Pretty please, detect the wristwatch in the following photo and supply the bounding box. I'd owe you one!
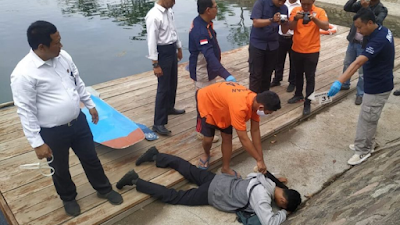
[152,62,159,68]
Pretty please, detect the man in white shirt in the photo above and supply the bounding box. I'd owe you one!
[271,0,300,93]
[10,21,122,217]
[145,0,185,136]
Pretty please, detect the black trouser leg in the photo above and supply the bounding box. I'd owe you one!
[154,44,176,125]
[156,153,216,186]
[41,125,77,201]
[303,52,319,105]
[274,36,293,83]
[293,51,305,97]
[71,112,112,195]
[249,44,277,93]
[288,49,296,85]
[168,47,178,111]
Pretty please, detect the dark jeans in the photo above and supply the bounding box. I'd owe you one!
[273,36,295,85]
[154,43,178,126]
[248,44,278,93]
[292,51,320,105]
[40,111,112,201]
[136,153,215,206]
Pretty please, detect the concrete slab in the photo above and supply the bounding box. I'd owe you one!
[112,72,400,225]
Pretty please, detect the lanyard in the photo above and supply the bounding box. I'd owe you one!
[20,155,55,177]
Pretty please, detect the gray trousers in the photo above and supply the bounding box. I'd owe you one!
[354,91,391,155]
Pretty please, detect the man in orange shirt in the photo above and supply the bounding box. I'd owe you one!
[287,0,329,115]
[196,82,281,177]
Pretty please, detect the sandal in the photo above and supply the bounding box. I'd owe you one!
[198,156,211,170]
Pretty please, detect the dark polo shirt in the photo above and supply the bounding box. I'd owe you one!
[250,0,288,51]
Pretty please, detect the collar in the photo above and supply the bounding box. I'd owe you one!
[370,25,382,38]
[288,0,301,6]
[29,49,47,68]
[268,0,276,8]
[197,15,214,30]
[155,3,167,13]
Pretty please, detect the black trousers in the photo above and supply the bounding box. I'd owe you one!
[154,43,178,126]
[40,111,112,201]
[136,153,215,206]
[292,51,320,105]
[248,44,278,93]
[273,36,295,85]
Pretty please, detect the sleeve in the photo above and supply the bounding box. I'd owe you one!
[146,13,160,61]
[317,8,328,22]
[71,60,95,109]
[250,186,287,225]
[280,5,288,16]
[344,0,361,12]
[171,9,182,49]
[361,34,387,60]
[197,32,230,79]
[375,6,388,25]
[250,0,264,20]
[10,74,44,148]
[289,7,300,21]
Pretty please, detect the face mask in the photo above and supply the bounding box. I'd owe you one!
[257,110,268,117]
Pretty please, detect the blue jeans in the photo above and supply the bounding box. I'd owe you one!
[342,42,364,96]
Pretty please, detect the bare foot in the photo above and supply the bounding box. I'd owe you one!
[278,177,288,184]
[221,168,241,178]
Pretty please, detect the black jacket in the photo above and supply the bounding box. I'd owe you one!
[344,0,388,48]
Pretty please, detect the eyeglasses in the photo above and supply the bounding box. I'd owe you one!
[211,5,218,9]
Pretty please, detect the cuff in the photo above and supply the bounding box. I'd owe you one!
[30,135,45,149]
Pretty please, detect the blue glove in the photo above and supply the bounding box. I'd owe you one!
[226,75,237,82]
[328,80,342,97]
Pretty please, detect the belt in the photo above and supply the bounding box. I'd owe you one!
[61,118,78,127]
[352,39,363,44]
[281,35,292,39]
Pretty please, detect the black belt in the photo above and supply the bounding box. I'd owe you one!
[281,35,292,39]
[60,118,78,127]
[352,39,363,44]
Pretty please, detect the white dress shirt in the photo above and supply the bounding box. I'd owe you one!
[10,49,95,148]
[279,0,301,36]
[145,3,182,61]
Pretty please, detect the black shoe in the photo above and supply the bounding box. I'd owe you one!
[340,85,350,90]
[152,125,171,135]
[270,81,281,87]
[63,200,81,217]
[168,108,186,115]
[286,84,295,92]
[303,104,311,116]
[355,96,363,105]
[288,95,304,104]
[116,170,139,189]
[393,89,400,96]
[97,190,123,205]
[136,146,159,166]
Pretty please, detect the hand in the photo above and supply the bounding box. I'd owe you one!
[89,107,99,124]
[273,12,281,23]
[225,75,237,82]
[360,0,370,8]
[328,80,342,97]
[34,143,52,160]
[177,48,183,62]
[309,12,317,21]
[294,11,304,21]
[257,160,267,174]
[153,66,163,78]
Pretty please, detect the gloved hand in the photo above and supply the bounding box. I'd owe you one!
[328,80,342,97]
[225,75,237,82]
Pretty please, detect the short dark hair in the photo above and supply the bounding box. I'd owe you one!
[256,91,281,111]
[283,189,301,212]
[27,20,57,50]
[353,8,376,24]
[198,0,214,14]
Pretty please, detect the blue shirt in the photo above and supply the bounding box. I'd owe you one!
[250,0,288,51]
[361,26,394,94]
[189,16,230,81]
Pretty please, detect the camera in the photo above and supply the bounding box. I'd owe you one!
[302,12,311,24]
[280,14,288,23]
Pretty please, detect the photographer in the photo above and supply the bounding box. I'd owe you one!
[249,0,289,94]
[287,0,329,116]
[340,0,388,105]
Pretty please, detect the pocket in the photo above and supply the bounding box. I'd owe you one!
[361,105,381,122]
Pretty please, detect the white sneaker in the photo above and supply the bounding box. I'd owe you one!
[196,132,219,143]
[349,144,375,153]
[347,153,371,165]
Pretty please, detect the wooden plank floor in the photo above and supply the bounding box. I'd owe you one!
[1,25,400,225]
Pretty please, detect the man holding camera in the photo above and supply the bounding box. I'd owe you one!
[248,0,289,94]
[340,0,388,105]
[287,0,329,115]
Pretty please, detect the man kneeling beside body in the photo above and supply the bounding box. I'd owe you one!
[117,147,301,225]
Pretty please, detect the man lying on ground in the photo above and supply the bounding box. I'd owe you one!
[117,147,301,225]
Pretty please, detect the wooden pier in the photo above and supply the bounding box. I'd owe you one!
[1,25,399,225]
